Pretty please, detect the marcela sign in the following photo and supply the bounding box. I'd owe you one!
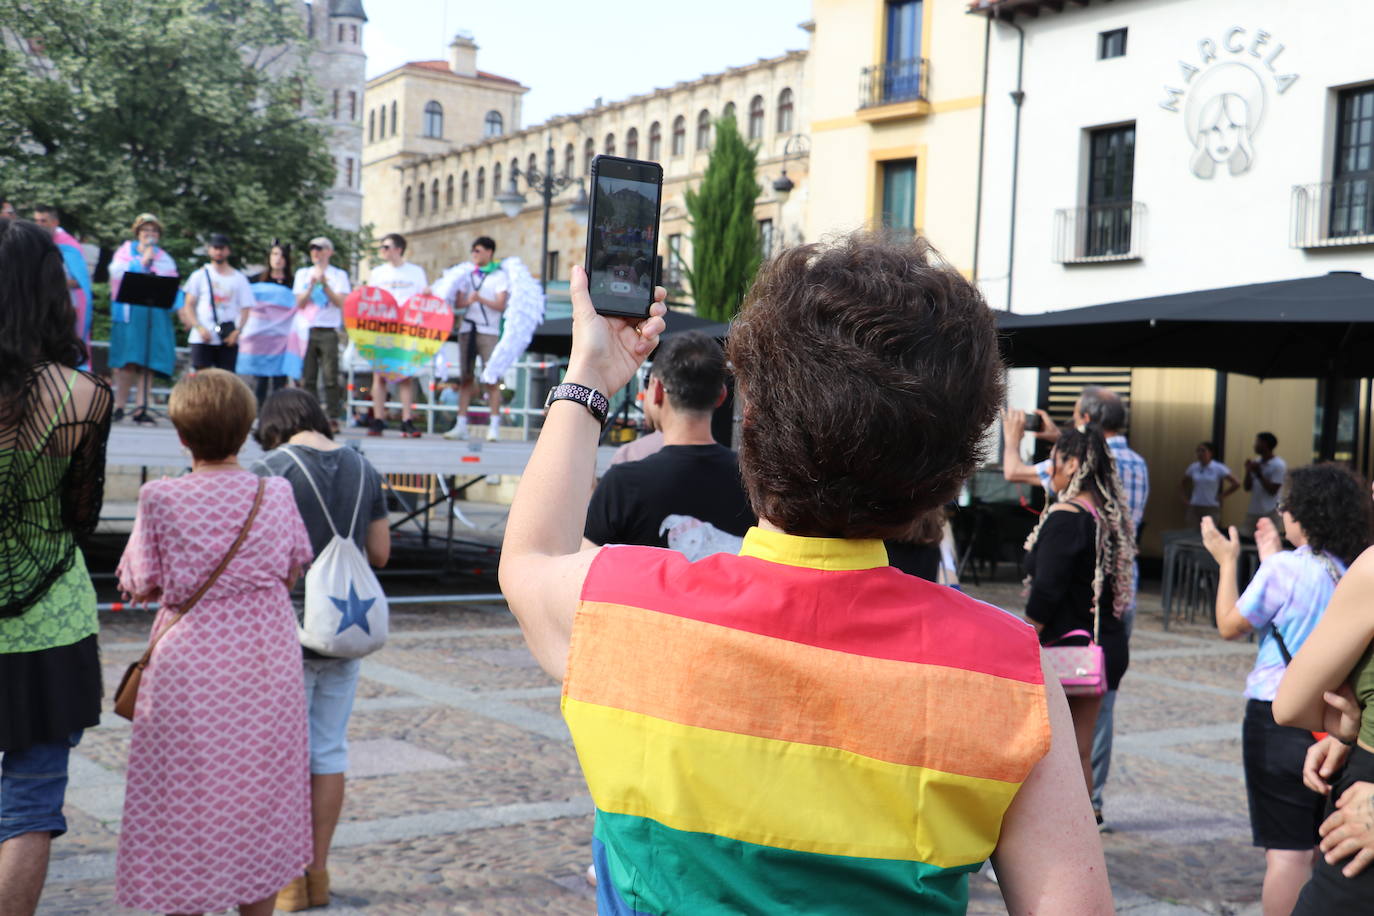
[1159,27,1299,179]
[344,286,454,377]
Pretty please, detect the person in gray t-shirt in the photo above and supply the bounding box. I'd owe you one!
[249,388,389,911]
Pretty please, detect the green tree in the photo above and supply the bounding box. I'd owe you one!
[0,0,357,269]
[682,116,762,322]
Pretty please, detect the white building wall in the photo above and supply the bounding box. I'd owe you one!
[976,0,1374,315]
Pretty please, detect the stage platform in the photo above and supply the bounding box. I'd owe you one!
[105,423,619,478]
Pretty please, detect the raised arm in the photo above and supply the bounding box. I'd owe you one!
[499,265,666,679]
[1001,409,1043,487]
[1274,547,1374,731]
[1201,517,1253,640]
[992,657,1113,914]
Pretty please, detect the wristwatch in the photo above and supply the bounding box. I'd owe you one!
[545,382,609,427]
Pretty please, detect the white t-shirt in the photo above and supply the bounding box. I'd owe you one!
[437,264,508,337]
[291,265,352,330]
[184,266,255,345]
[1248,455,1287,516]
[368,261,428,310]
[1185,460,1232,507]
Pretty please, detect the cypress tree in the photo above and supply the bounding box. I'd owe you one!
[682,117,762,321]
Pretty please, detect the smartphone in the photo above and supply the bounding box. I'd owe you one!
[1023,412,1044,433]
[584,155,664,319]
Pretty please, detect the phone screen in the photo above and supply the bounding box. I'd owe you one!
[585,156,663,318]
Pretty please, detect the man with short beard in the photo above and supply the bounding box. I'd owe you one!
[180,233,254,371]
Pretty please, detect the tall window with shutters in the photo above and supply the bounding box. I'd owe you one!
[672,116,686,156]
[648,122,662,160]
[777,88,794,133]
[696,110,711,150]
[748,96,765,140]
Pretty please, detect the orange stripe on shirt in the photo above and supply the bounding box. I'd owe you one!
[566,600,1050,784]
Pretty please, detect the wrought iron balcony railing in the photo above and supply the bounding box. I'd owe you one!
[859,58,928,109]
[1291,179,1374,248]
[1053,202,1145,264]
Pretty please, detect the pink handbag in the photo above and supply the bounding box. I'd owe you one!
[1044,628,1107,697]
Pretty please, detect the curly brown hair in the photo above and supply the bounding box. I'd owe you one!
[1281,464,1373,566]
[726,232,1004,538]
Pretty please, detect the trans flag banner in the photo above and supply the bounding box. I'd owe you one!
[53,228,92,365]
[235,282,307,379]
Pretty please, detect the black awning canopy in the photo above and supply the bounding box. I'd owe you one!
[996,271,1374,379]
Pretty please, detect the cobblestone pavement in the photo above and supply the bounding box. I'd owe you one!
[39,578,1267,914]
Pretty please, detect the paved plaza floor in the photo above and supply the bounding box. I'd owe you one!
[39,578,1267,914]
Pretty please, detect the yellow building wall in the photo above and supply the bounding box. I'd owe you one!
[805,0,986,271]
[1128,368,1216,558]
[1221,376,1317,530]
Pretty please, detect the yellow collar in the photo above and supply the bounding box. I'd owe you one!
[739,527,889,572]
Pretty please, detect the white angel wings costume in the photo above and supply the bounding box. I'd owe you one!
[433,256,545,385]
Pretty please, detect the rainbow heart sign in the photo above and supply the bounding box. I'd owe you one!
[344,286,455,377]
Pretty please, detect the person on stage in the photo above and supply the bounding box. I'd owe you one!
[436,236,508,441]
[364,233,427,438]
[245,240,295,403]
[32,205,93,364]
[181,233,254,372]
[109,213,179,424]
[293,237,351,433]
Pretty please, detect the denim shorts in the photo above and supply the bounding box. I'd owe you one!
[303,657,362,775]
[0,730,83,843]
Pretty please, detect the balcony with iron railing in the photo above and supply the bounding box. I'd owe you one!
[1052,201,1145,264]
[1291,179,1374,248]
[858,58,929,120]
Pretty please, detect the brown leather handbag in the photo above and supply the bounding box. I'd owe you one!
[113,479,266,720]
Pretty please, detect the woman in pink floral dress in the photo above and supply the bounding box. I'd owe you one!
[114,369,315,915]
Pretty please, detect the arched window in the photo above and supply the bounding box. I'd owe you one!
[484,110,503,138]
[604,133,616,156]
[461,171,470,205]
[696,109,711,150]
[349,24,358,43]
[445,175,454,207]
[404,186,412,217]
[584,138,595,174]
[722,101,736,123]
[510,157,519,184]
[476,166,486,200]
[431,179,439,212]
[777,87,794,133]
[423,101,443,138]
[648,122,662,160]
[528,153,537,177]
[672,115,686,156]
[625,127,638,159]
[748,95,765,140]
[390,101,397,137]
[368,109,375,143]
[493,162,503,196]
[378,105,386,137]
[565,142,576,176]
[417,182,425,215]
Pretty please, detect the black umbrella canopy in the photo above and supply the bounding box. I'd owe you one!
[996,271,1374,379]
[527,308,730,358]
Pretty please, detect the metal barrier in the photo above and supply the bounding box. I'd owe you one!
[98,592,508,613]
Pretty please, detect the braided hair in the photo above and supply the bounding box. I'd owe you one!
[1023,424,1138,618]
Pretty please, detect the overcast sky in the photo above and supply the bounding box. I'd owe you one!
[364,0,813,126]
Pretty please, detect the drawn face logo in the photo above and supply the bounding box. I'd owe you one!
[1185,63,1264,179]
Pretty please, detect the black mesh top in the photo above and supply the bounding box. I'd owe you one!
[0,365,112,618]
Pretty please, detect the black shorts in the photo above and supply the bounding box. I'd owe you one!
[190,343,238,371]
[1243,699,1324,850]
[1293,744,1374,914]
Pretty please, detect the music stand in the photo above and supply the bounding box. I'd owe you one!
[115,273,180,422]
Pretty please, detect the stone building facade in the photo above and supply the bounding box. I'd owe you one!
[296,0,368,232]
[361,36,809,300]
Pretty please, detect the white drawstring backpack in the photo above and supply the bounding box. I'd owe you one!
[282,446,389,657]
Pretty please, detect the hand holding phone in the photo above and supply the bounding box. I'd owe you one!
[566,265,668,396]
[583,155,664,319]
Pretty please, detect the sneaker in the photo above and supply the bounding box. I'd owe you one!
[112,407,125,423]
[401,419,422,438]
[443,421,468,441]
[131,410,156,426]
[486,423,500,441]
[368,418,385,437]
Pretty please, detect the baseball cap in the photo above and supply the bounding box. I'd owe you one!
[308,236,334,250]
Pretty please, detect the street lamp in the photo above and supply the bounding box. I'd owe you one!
[771,134,810,204]
[494,149,589,293]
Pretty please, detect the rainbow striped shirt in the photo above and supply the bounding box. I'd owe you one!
[563,528,1051,915]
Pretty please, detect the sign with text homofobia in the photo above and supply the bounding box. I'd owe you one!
[344,286,454,377]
